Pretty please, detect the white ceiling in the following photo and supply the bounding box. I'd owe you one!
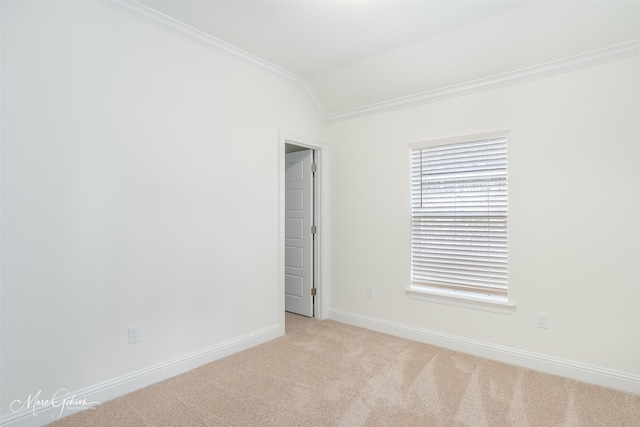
[139,0,528,79]
[137,1,639,116]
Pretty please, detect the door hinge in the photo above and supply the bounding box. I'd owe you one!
[311,163,317,173]
[311,288,317,296]
[311,225,317,234]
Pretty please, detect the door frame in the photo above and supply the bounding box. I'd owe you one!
[278,131,324,326]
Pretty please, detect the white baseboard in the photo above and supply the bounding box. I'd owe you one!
[328,308,640,395]
[1,324,282,427]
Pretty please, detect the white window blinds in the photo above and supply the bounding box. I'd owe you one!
[411,132,508,298]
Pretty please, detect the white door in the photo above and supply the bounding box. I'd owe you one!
[285,150,314,317]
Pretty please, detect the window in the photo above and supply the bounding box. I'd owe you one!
[409,131,508,304]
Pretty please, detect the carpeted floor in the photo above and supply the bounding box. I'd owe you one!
[49,313,640,426]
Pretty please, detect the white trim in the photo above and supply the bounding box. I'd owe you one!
[97,2,639,124]
[0,324,281,427]
[96,0,327,119]
[279,131,326,320]
[326,40,640,123]
[328,309,640,395]
[409,129,510,150]
[301,83,328,121]
[97,0,303,83]
[406,286,514,315]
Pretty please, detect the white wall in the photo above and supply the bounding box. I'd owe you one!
[326,55,640,390]
[0,1,325,423]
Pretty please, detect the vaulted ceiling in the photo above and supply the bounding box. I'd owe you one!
[137,0,640,118]
[139,0,529,78]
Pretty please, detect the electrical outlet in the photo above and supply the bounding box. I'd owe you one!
[128,325,140,344]
[366,287,373,299]
[536,313,549,329]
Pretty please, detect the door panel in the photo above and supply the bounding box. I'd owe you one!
[285,247,304,268]
[284,150,313,317]
[285,218,304,239]
[285,275,304,297]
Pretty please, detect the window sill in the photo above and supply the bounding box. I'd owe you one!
[406,285,515,315]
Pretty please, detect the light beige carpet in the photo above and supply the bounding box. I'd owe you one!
[50,313,640,426]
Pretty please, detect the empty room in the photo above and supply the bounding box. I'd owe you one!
[1,0,639,426]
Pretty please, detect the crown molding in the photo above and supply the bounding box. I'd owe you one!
[97,0,300,83]
[97,0,326,118]
[96,0,637,125]
[326,39,640,123]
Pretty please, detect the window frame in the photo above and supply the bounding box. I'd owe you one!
[407,130,514,314]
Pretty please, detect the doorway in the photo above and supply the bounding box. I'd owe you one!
[284,147,314,316]
[281,135,322,319]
